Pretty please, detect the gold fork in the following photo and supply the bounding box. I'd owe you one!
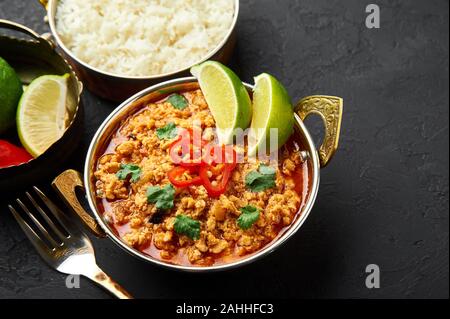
[8,186,132,299]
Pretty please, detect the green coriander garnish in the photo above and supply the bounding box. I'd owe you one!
[245,164,276,192]
[174,214,201,240]
[167,93,188,110]
[156,122,178,140]
[237,205,260,230]
[116,163,141,182]
[146,184,175,210]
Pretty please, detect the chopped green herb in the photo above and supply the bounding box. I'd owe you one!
[116,163,141,182]
[237,205,260,230]
[245,164,276,192]
[167,93,188,110]
[156,122,178,140]
[259,164,276,175]
[174,214,200,240]
[146,184,175,210]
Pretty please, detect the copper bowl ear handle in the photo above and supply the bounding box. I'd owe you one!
[0,19,41,40]
[38,0,49,9]
[294,95,343,167]
[0,18,55,49]
[52,169,106,238]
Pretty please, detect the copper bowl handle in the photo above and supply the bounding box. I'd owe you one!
[0,19,41,39]
[0,18,55,48]
[52,169,106,238]
[39,0,49,9]
[294,95,343,167]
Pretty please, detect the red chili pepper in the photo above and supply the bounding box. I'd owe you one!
[199,164,234,197]
[0,140,33,168]
[167,128,238,196]
[167,166,203,188]
[200,146,237,196]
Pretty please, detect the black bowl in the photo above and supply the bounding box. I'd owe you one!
[0,20,83,191]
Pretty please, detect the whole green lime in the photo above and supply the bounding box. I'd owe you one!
[0,57,23,134]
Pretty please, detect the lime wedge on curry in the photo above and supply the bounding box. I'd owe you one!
[248,73,294,156]
[191,61,252,144]
[16,74,69,157]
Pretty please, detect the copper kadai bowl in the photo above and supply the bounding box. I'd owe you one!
[52,78,343,272]
[39,0,239,102]
[0,19,83,191]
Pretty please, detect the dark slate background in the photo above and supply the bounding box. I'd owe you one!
[0,0,448,299]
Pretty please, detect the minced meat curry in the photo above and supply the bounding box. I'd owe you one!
[94,89,309,266]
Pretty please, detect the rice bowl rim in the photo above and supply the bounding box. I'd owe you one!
[45,0,239,80]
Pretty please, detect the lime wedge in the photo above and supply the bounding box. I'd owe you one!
[16,74,69,157]
[248,73,294,156]
[191,61,252,144]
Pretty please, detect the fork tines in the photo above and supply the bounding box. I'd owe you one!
[8,186,75,251]
[7,186,133,298]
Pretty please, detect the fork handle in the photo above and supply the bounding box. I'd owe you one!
[85,266,133,299]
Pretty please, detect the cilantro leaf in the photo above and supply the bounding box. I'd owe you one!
[237,205,260,230]
[156,122,178,140]
[146,184,175,210]
[259,164,276,175]
[245,164,276,192]
[116,163,141,182]
[167,93,188,110]
[174,214,200,240]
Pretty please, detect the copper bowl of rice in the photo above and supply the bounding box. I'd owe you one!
[40,0,239,101]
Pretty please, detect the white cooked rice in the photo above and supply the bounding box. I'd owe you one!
[55,0,235,77]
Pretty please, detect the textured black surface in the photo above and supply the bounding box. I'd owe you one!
[0,0,448,299]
